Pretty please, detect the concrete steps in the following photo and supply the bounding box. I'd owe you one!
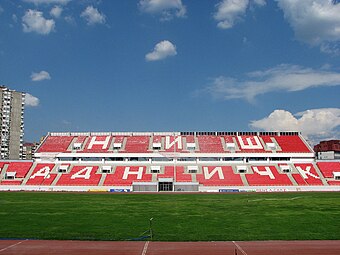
[22,162,37,185]
[51,173,62,186]
[240,174,249,186]
[287,173,298,186]
[313,163,328,186]
[98,173,107,186]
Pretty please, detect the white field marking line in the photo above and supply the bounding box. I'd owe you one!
[141,241,149,255]
[0,240,27,253]
[247,196,302,202]
[232,241,248,255]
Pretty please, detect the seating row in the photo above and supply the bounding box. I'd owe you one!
[1,162,339,186]
[36,134,312,153]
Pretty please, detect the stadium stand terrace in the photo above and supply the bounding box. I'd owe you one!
[0,131,339,192]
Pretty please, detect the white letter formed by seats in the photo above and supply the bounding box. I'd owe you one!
[203,167,224,180]
[253,166,275,179]
[123,167,143,180]
[237,136,263,149]
[165,136,182,150]
[296,166,320,179]
[71,167,93,179]
[87,136,110,150]
[30,166,51,179]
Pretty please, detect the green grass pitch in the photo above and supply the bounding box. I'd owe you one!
[0,192,339,241]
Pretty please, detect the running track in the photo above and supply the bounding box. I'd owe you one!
[0,240,340,255]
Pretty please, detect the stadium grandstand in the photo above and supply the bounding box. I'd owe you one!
[0,131,339,192]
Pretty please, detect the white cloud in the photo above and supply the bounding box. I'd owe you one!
[214,0,249,29]
[31,71,51,81]
[22,9,55,35]
[254,0,266,6]
[139,0,186,21]
[50,5,62,18]
[80,6,106,25]
[277,0,340,53]
[23,0,71,5]
[250,108,340,144]
[25,93,40,107]
[214,0,265,29]
[205,64,340,101]
[145,40,177,61]
[0,6,3,15]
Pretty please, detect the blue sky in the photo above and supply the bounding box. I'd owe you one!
[0,0,339,144]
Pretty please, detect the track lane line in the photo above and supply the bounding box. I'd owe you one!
[0,240,28,253]
[141,241,149,255]
[232,241,248,255]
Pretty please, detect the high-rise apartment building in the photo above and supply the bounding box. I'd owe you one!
[23,142,39,160]
[0,86,25,159]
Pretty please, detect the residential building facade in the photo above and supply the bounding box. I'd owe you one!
[0,85,25,159]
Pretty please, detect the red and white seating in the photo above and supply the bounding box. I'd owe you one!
[3,131,338,191]
[35,133,313,154]
[72,136,87,150]
[26,163,56,185]
[82,136,113,153]
[196,166,243,186]
[6,162,32,178]
[175,166,193,182]
[0,162,32,185]
[157,166,174,179]
[103,166,152,186]
[56,165,102,186]
[293,164,323,185]
[246,166,293,186]
[236,136,267,153]
[317,162,340,178]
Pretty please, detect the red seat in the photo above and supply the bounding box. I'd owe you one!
[123,136,150,153]
[275,136,311,153]
[327,181,340,185]
[197,136,224,153]
[0,180,22,185]
[37,136,74,152]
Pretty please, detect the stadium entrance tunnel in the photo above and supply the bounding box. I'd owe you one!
[158,182,173,191]
[132,181,199,192]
